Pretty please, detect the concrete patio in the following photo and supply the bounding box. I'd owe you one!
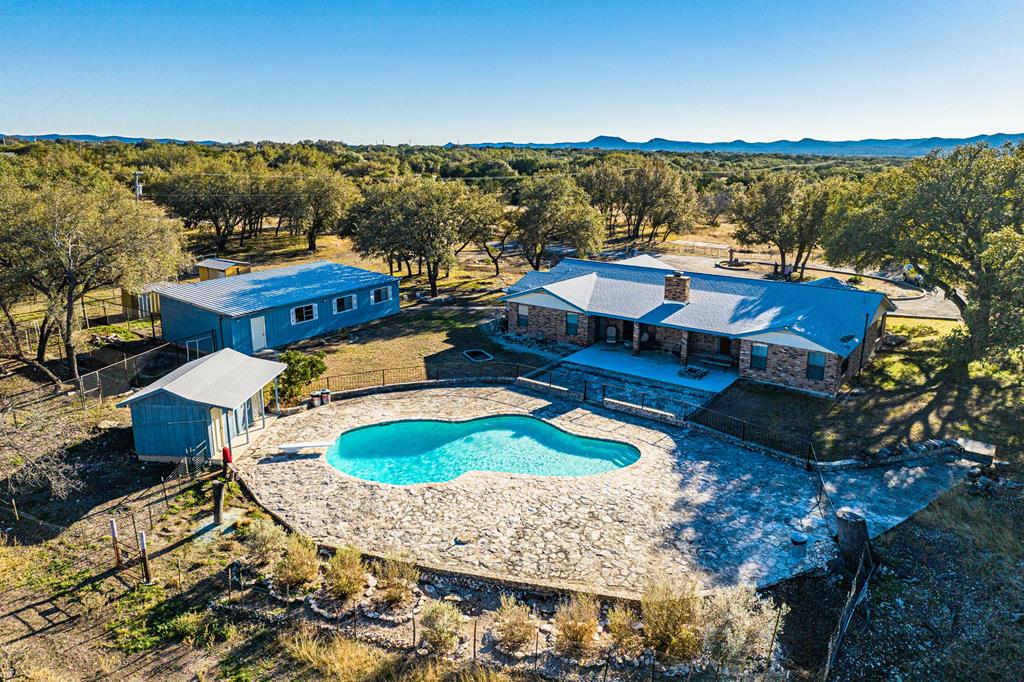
[564,344,739,394]
[237,385,971,596]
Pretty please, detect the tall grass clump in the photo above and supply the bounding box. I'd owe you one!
[324,546,366,601]
[641,573,703,663]
[489,594,534,654]
[553,593,600,658]
[606,602,645,658]
[274,533,320,589]
[280,625,398,681]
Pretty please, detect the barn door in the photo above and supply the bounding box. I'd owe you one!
[250,316,267,352]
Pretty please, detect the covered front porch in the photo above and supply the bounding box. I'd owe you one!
[564,343,739,394]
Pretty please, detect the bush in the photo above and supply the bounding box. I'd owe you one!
[847,274,863,285]
[373,556,420,607]
[274,533,321,589]
[277,350,328,403]
[160,610,237,647]
[240,518,286,565]
[324,546,366,602]
[490,594,534,653]
[553,593,599,658]
[640,574,703,664]
[420,601,463,654]
[606,602,644,658]
[702,585,788,671]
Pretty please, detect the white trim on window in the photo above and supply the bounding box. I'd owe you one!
[290,303,318,325]
[370,286,392,304]
[334,294,357,314]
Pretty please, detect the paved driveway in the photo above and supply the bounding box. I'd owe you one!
[238,386,970,596]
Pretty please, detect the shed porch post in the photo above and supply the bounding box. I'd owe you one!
[274,377,280,417]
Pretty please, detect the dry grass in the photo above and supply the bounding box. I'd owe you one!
[489,594,534,653]
[372,556,420,607]
[640,573,704,664]
[916,487,1023,559]
[552,593,600,658]
[605,602,645,658]
[420,601,463,654]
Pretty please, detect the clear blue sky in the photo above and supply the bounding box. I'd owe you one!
[2,0,1022,145]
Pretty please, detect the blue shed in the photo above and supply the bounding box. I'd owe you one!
[116,348,286,462]
[157,260,400,354]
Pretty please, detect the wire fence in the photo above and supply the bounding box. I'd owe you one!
[304,362,540,393]
[819,547,877,681]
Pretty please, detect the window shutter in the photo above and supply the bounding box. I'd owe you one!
[312,304,319,321]
[290,308,297,324]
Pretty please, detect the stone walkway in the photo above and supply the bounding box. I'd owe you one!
[238,386,971,596]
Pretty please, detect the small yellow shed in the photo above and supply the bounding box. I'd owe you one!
[197,258,252,281]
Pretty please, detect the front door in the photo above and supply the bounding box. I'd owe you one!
[250,316,267,352]
[719,336,732,356]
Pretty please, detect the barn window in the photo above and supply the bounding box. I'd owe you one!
[806,351,826,381]
[334,295,356,313]
[371,286,391,304]
[750,342,768,370]
[291,304,317,324]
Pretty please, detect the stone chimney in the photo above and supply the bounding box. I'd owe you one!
[664,271,690,303]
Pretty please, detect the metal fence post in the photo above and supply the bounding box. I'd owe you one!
[110,519,123,567]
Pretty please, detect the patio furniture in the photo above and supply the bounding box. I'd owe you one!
[605,326,618,344]
[690,353,735,371]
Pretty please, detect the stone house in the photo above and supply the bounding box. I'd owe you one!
[502,256,892,396]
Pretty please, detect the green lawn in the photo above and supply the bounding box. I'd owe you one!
[706,317,1023,461]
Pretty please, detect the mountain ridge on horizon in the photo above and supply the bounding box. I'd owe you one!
[466,132,1024,157]
[4,131,1024,157]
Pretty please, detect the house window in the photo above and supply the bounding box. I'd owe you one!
[517,304,529,328]
[371,286,391,304]
[335,294,356,314]
[566,313,580,336]
[291,304,317,325]
[806,351,826,381]
[750,342,768,370]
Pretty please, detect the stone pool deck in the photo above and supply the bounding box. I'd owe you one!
[237,386,972,596]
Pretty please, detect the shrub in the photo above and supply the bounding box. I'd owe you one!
[324,546,366,601]
[489,594,534,653]
[847,274,863,285]
[274,533,321,589]
[606,602,645,658]
[702,585,788,671]
[552,593,599,658]
[159,610,237,647]
[373,556,420,607]
[240,518,286,564]
[420,601,463,654]
[277,350,328,402]
[640,573,703,664]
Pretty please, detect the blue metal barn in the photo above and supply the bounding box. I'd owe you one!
[157,260,400,354]
[116,349,286,461]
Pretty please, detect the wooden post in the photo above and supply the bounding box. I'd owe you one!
[138,531,153,584]
[177,557,183,592]
[148,504,154,530]
[534,628,540,671]
[11,499,19,522]
[412,615,417,647]
[110,519,123,567]
[274,377,280,417]
[213,482,225,526]
[836,509,870,574]
[473,619,477,663]
[131,514,140,549]
[102,301,109,326]
[161,477,169,510]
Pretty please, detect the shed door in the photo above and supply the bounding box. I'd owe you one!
[250,316,267,352]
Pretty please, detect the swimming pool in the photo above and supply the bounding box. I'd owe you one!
[324,415,640,485]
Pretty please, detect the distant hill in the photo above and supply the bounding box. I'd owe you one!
[0,133,222,145]
[466,133,1024,157]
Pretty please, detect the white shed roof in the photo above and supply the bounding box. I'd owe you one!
[116,348,285,410]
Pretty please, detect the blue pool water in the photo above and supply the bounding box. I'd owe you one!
[324,415,640,485]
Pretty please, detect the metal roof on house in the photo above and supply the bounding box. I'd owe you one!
[196,257,250,270]
[504,257,889,357]
[158,261,397,317]
[116,348,285,410]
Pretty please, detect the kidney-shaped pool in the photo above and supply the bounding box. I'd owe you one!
[324,415,640,485]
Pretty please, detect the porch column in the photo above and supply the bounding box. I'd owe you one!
[631,323,640,355]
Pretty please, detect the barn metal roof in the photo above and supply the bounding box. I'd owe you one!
[504,257,889,357]
[158,260,397,317]
[116,348,285,409]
